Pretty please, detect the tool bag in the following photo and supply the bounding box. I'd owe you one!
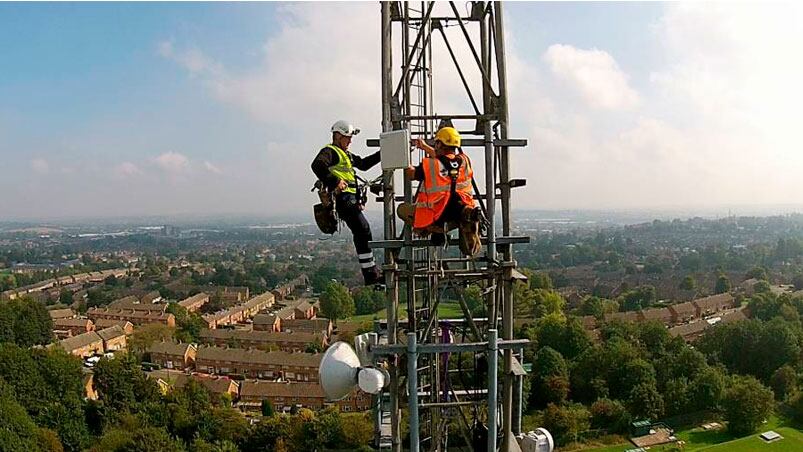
[312,181,338,234]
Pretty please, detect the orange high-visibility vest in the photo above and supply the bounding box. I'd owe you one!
[414,153,476,229]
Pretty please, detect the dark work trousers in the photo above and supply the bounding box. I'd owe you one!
[434,194,466,229]
[336,192,378,282]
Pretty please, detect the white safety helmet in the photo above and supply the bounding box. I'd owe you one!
[331,120,360,137]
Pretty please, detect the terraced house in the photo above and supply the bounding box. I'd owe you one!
[195,346,322,382]
[199,328,327,352]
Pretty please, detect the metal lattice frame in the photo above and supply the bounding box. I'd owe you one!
[370,2,529,451]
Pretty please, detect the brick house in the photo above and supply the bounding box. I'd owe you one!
[639,307,673,325]
[293,300,316,320]
[238,380,371,413]
[59,331,104,357]
[199,329,327,353]
[668,302,696,324]
[87,308,176,327]
[93,319,134,335]
[148,341,198,370]
[48,308,75,320]
[692,293,735,318]
[253,313,282,332]
[148,369,239,399]
[281,318,333,337]
[668,321,709,342]
[53,318,95,336]
[195,346,322,382]
[179,293,209,312]
[97,325,127,352]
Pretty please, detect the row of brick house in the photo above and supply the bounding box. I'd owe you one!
[2,268,129,301]
[667,307,749,341]
[87,307,176,327]
[202,291,276,329]
[50,308,134,339]
[271,274,310,301]
[581,293,747,342]
[146,370,370,413]
[178,293,209,312]
[55,324,128,358]
[587,293,737,329]
[196,346,322,382]
[198,328,328,352]
[145,342,323,382]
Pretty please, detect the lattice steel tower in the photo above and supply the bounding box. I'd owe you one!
[368,2,530,451]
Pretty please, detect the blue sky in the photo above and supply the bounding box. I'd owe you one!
[1,2,801,220]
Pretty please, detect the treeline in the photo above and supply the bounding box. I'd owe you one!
[518,289,803,445]
[517,217,803,275]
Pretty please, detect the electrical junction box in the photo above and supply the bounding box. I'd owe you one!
[379,129,411,170]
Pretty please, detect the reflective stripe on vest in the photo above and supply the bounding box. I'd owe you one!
[326,144,357,193]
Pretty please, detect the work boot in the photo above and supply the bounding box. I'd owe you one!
[459,207,482,257]
[362,266,383,286]
[396,202,415,225]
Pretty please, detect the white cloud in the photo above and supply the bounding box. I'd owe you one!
[152,3,802,214]
[204,161,222,174]
[160,3,380,134]
[30,158,49,174]
[114,162,142,178]
[157,40,174,58]
[543,44,640,110]
[152,152,189,173]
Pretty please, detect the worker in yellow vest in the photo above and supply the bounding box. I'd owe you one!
[311,120,382,285]
[403,126,481,256]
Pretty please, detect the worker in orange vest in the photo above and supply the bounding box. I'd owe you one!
[402,126,482,256]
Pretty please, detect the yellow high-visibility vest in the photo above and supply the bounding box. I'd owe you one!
[326,144,357,194]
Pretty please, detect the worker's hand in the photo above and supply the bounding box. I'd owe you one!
[413,138,427,150]
[335,179,348,193]
[404,166,416,180]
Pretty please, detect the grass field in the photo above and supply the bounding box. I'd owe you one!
[345,301,466,322]
[700,427,803,451]
[579,417,803,452]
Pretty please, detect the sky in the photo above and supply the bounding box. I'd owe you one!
[1,1,802,221]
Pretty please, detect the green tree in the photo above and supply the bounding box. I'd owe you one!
[530,314,590,361]
[261,399,275,417]
[529,271,553,290]
[690,366,727,412]
[319,281,354,323]
[529,346,569,409]
[628,382,664,419]
[541,403,591,446]
[722,376,774,435]
[58,289,74,305]
[462,285,486,317]
[353,287,379,315]
[679,275,697,291]
[746,266,769,281]
[770,365,797,401]
[714,274,731,294]
[0,297,53,346]
[793,273,803,291]
[663,378,690,416]
[92,354,161,425]
[0,381,42,451]
[619,286,656,312]
[753,280,771,294]
[590,398,631,434]
[340,413,374,447]
[532,289,566,318]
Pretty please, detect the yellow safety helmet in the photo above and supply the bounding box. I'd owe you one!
[435,127,461,148]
